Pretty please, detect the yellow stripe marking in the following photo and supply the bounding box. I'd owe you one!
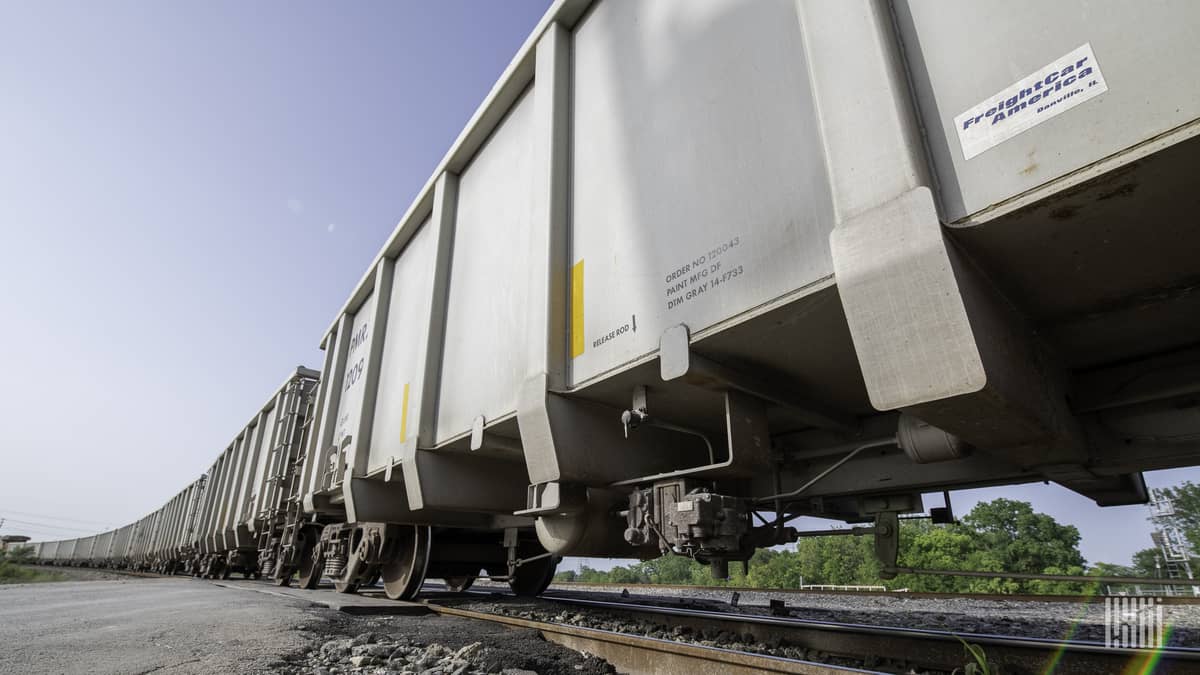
[400,382,410,443]
[570,260,585,358]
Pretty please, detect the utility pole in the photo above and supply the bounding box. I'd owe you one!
[1149,490,1200,596]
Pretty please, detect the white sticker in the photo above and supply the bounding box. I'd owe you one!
[676,500,694,512]
[954,43,1107,160]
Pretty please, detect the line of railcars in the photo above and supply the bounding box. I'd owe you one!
[32,0,1200,598]
[34,369,318,576]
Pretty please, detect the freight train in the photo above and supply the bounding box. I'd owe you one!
[31,0,1200,599]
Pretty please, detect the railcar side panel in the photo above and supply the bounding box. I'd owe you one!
[568,0,835,385]
[368,219,435,474]
[435,89,536,442]
[896,0,1200,221]
[333,293,377,463]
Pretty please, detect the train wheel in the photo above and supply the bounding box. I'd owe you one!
[273,570,292,587]
[381,525,431,601]
[298,545,323,590]
[443,576,475,593]
[332,544,361,594]
[508,556,558,597]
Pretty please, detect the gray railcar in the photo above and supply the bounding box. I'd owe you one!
[188,369,318,579]
[90,531,114,567]
[36,541,56,564]
[56,540,74,565]
[70,536,94,566]
[110,525,133,568]
[294,0,1200,594]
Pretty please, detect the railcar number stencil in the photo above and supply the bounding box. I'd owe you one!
[664,235,743,311]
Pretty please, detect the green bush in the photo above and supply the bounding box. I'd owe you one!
[0,547,62,583]
[1,546,36,564]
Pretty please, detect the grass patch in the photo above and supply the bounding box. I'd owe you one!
[0,560,66,584]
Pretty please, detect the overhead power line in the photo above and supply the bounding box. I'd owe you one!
[0,516,105,534]
[0,523,87,537]
[3,528,87,539]
[0,508,118,528]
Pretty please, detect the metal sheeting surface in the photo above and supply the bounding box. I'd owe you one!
[897,0,1200,221]
[369,219,435,474]
[568,0,835,385]
[335,293,377,455]
[436,89,536,441]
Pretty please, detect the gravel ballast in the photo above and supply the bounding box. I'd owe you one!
[527,582,1200,646]
[440,595,923,674]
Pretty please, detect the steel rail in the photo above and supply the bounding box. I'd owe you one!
[424,601,880,675]
[533,594,1200,675]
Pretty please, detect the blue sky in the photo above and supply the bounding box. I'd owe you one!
[1,1,1195,569]
[0,0,553,537]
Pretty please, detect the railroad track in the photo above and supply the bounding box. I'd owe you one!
[424,589,1200,675]
[100,567,169,579]
[426,599,850,675]
[550,580,1200,605]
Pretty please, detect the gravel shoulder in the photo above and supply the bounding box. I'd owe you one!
[0,577,328,674]
[0,576,616,675]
